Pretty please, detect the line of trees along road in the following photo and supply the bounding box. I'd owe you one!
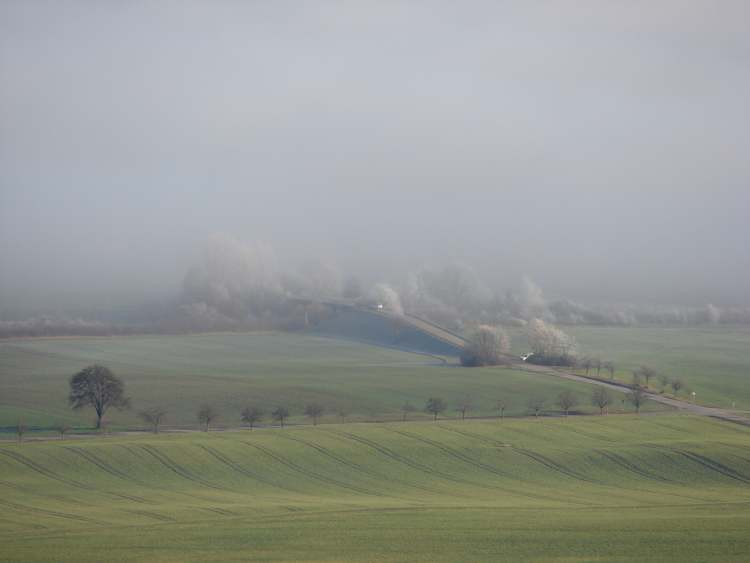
[10,362,669,441]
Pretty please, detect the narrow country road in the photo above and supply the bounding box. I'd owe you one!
[516,362,750,427]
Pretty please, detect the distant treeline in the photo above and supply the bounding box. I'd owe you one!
[542,300,749,327]
[3,235,749,338]
[0,317,145,339]
[3,302,749,340]
[0,307,313,339]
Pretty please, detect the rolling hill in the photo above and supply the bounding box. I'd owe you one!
[1,415,748,561]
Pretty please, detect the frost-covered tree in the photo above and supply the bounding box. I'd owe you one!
[526,319,576,359]
[411,264,491,316]
[182,234,283,320]
[460,325,510,366]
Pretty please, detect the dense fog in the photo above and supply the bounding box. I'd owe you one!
[1,1,748,325]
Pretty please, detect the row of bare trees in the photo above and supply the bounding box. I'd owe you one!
[577,361,688,398]
[576,357,616,379]
[9,361,663,442]
[631,368,686,396]
[144,389,645,434]
[417,387,647,422]
[528,387,648,418]
[11,421,71,442]
[191,403,326,433]
[13,386,650,443]
[132,387,653,434]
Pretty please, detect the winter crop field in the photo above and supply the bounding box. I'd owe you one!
[2,330,750,561]
[1,332,649,433]
[503,325,750,411]
[1,415,749,562]
[3,326,750,435]
[566,326,750,410]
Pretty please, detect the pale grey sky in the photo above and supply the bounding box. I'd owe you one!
[1,1,749,309]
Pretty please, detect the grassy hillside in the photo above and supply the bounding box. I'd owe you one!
[311,307,467,355]
[566,326,750,410]
[0,332,646,433]
[1,415,748,562]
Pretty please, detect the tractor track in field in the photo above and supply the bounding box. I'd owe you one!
[198,506,236,517]
[327,429,472,482]
[440,425,667,494]
[122,509,176,522]
[0,515,49,532]
[386,428,518,481]
[0,478,96,506]
[63,447,156,506]
[0,498,100,525]
[437,425,512,448]
[435,425,622,488]
[326,429,502,492]
[385,427,608,505]
[329,427,549,499]
[64,446,138,483]
[277,433,384,477]
[671,449,750,484]
[277,433,443,496]
[512,447,599,484]
[243,441,385,497]
[113,443,226,502]
[0,447,159,505]
[85,443,219,504]
[631,443,750,497]
[594,449,672,483]
[196,444,305,495]
[139,445,230,492]
[436,429,708,503]
[329,429,594,506]
[118,443,151,461]
[0,449,90,491]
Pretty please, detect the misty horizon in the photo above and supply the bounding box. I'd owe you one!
[2,1,749,313]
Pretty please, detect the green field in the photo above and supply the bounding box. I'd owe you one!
[4,325,750,433]
[1,415,749,562]
[0,332,641,432]
[565,326,750,410]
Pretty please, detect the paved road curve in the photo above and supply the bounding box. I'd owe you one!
[516,362,750,427]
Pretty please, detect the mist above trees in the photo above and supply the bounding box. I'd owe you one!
[180,234,284,326]
[2,1,748,329]
[3,233,749,338]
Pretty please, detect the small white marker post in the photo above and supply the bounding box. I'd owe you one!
[691,391,696,404]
